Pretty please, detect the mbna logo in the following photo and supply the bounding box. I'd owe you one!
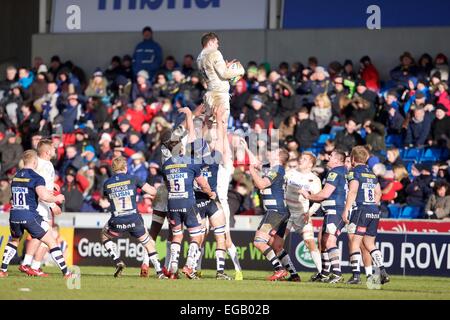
[295,241,316,268]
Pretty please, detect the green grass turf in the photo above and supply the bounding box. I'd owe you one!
[1,266,449,300]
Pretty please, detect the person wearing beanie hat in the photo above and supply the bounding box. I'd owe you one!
[343,59,357,81]
[429,104,450,147]
[132,26,162,80]
[85,68,107,98]
[131,70,153,102]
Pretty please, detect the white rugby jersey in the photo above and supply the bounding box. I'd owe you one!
[36,157,56,217]
[285,169,322,215]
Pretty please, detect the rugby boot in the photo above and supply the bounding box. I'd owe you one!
[234,270,243,281]
[216,271,232,280]
[0,271,8,278]
[267,269,289,281]
[346,273,362,285]
[140,263,149,278]
[26,268,49,277]
[156,271,168,279]
[114,261,126,278]
[380,269,390,285]
[287,273,301,282]
[18,265,31,274]
[326,273,344,283]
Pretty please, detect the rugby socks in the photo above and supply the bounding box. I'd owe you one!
[321,251,331,275]
[216,249,226,273]
[1,243,17,272]
[349,251,361,276]
[310,249,322,273]
[103,239,120,262]
[164,241,171,269]
[227,243,242,271]
[365,265,373,277]
[370,249,386,271]
[142,252,150,266]
[277,249,298,276]
[169,242,181,273]
[197,246,205,271]
[22,254,33,266]
[148,251,162,273]
[31,260,42,271]
[263,248,283,271]
[186,242,200,269]
[49,247,68,275]
[327,247,342,275]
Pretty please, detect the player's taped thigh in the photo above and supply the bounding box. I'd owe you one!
[258,210,289,235]
[151,213,166,225]
[189,228,204,238]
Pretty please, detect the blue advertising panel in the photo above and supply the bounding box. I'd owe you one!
[289,232,450,276]
[283,0,450,29]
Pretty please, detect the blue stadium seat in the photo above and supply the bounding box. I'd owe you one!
[400,206,423,219]
[403,148,422,161]
[388,204,403,219]
[420,148,441,162]
[441,148,449,160]
[385,134,404,148]
[404,160,415,176]
[330,126,344,136]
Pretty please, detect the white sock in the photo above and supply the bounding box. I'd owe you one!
[1,243,17,272]
[370,249,385,269]
[142,251,150,266]
[310,249,322,273]
[169,242,181,274]
[186,242,199,269]
[227,244,242,271]
[197,247,205,271]
[31,260,42,270]
[365,265,373,276]
[22,254,33,266]
[278,249,297,275]
[164,241,171,269]
[103,240,120,262]
[148,252,162,273]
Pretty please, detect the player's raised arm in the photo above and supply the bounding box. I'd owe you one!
[249,165,272,190]
[179,107,196,143]
[36,186,65,204]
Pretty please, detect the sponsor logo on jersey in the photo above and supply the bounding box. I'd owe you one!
[327,172,337,182]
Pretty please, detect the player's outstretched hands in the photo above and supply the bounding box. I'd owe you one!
[209,192,217,200]
[55,194,65,204]
[51,205,62,216]
[179,107,192,117]
[226,59,238,68]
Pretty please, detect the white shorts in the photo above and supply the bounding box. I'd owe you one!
[37,203,51,222]
[204,91,230,120]
[152,184,168,213]
[287,213,314,241]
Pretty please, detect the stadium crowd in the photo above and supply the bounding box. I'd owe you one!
[0,27,449,220]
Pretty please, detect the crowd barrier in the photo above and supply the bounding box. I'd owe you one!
[0,213,449,276]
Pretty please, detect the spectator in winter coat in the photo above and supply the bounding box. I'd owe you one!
[359,56,380,92]
[387,106,405,135]
[425,181,450,220]
[131,70,153,102]
[390,52,419,89]
[127,152,148,184]
[294,107,320,149]
[58,145,84,175]
[310,93,332,131]
[427,104,450,148]
[405,105,434,147]
[18,68,34,90]
[18,104,41,150]
[124,131,146,155]
[434,82,450,116]
[60,167,89,212]
[85,69,108,98]
[132,26,163,80]
[298,66,332,106]
[0,66,18,96]
[61,94,83,133]
[245,95,271,129]
[334,118,364,153]
[405,163,433,208]
[430,53,449,82]
[363,120,386,152]
[0,132,23,175]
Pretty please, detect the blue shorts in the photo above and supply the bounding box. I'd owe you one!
[9,213,49,240]
[168,204,202,230]
[105,214,146,239]
[196,192,220,219]
[258,209,290,238]
[321,207,346,237]
[349,206,380,237]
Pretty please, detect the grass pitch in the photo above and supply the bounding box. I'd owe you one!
[0,266,449,300]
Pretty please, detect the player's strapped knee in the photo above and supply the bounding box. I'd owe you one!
[370,249,384,268]
[151,214,165,225]
[172,228,183,236]
[140,234,151,245]
[254,236,269,244]
[189,229,204,238]
[349,251,361,274]
[213,225,226,236]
